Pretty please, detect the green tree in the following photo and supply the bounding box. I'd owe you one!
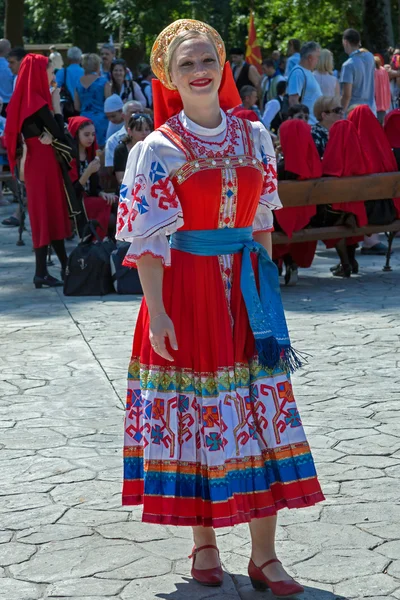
[67,0,105,52]
[5,0,24,45]
[18,0,398,66]
[229,0,363,59]
[24,0,68,44]
[363,0,394,52]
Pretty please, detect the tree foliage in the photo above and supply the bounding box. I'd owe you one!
[20,0,397,66]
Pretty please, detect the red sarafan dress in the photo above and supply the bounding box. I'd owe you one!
[5,54,71,248]
[116,110,324,527]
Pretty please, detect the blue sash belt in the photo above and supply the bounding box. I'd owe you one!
[170,227,302,372]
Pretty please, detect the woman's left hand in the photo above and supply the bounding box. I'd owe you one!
[39,132,53,145]
[100,192,117,205]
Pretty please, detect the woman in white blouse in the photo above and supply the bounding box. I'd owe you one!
[116,18,324,595]
[313,49,340,97]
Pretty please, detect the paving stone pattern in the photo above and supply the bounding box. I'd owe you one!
[1,204,400,600]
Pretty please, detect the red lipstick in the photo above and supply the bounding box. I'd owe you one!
[190,78,212,87]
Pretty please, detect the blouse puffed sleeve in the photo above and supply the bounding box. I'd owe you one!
[116,139,183,267]
[252,123,282,233]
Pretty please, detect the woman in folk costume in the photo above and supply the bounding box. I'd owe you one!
[116,19,324,596]
[384,108,400,169]
[5,54,72,288]
[67,116,117,238]
[274,119,322,285]
[348,104,400,222]
[322,120,369,278]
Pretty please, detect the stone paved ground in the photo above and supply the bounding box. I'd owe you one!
[1,202,400,600]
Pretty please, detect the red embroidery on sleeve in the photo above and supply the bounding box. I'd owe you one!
[151,178,179,210]
[263,163,277,195]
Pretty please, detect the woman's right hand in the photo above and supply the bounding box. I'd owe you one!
[149,313,178,362]
[87,158,101,175]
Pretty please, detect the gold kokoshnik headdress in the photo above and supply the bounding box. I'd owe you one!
[150,19,226,90]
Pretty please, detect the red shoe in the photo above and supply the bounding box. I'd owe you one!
[248,558,304,598]
[189,544,223,587]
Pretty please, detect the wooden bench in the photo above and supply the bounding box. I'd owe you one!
[273,172,400,271]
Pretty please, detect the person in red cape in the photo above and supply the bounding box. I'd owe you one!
[4,54,71,288]
[322,119,369,277]
[115,18,323,595]
[384,108,400,170]
[67,116,117,238]
[273,119,322,284]
[233,108,260,122]
[348,104,399,255]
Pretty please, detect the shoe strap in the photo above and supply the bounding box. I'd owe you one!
[188,544,219,559]
[259,558,281,570]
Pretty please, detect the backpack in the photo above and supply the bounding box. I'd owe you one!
[63,221,116,296]
[281,67,308,120]
[60,66,77,122]
[110,242,143,294]
[139,79,152,108]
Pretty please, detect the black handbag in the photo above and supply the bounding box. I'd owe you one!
[366,199,396,226]
[63,222,116,296]
[60,66,77,122]
[110,242,143,294]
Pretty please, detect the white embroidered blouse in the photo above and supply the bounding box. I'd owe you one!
[116,110,282,266]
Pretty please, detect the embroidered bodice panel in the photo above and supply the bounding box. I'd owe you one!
[116,110,282,267]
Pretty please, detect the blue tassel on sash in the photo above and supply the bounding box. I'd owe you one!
[170,227,303,372]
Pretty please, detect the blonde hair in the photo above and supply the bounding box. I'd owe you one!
[167,30,219,81]
[82,53,101,74]
[316,49,334,75]
[49,51,64,71]
[314,95,341,121]
[374,55,382,69]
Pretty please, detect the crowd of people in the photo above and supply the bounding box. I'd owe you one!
[0,41,156,287]
[227,28,400,283]
[1,26,400,287]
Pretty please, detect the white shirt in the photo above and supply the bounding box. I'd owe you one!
[263,98,283,129]
[106,120,124,142]
[119,81,146,106]
[105,126,127,167]
[313,72,339,97]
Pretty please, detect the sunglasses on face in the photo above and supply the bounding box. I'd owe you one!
[326,107,344,115]
[130,113,152,121]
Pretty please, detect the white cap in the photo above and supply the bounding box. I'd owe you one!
[104,94,124,113]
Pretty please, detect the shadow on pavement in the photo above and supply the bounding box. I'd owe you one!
[153,575,349,600]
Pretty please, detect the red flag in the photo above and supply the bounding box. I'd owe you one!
[245,12,263,74]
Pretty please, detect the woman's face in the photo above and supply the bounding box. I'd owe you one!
[321,106,344,128]
[290,112,309,123]
[169,36,222,104]
[47,63,55,85]
[128,123,152,144]
[78,124,96,148]
[112,64,125,83]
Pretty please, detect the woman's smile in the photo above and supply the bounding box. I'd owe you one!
[190,78,213,88]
